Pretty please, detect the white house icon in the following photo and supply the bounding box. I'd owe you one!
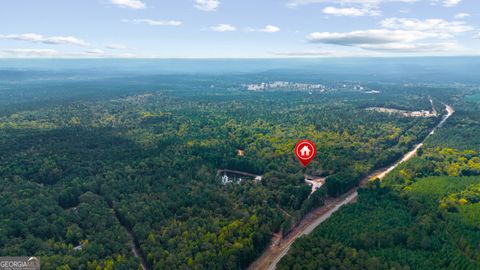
[300,145,311,157]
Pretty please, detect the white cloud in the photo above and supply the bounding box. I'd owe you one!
[194,0,220,11]
[0,33,88,46]
[474,33,480,39]
[380,18,473,35]
[211,24,236,32]
[454,13,470,19]
[80,50,138,58]
[110,0,146,9]
[42,36,88,46]
[442,0,461,7]
[307,29,433,45]
[306,17,473,54]
[84,49,105,55]
[1,49,60,57]
[322,6,380,16]
[258,25,281,33]
[122,19,182,26]
[246,25,281,33]
[106,44,128,50]
[357,42,459,52]
[0,48,141,58]
[271,50,335,56]
[270,48,385,57]
[430,0,462,7]
[287,0,418,8]
[271,50,353,57]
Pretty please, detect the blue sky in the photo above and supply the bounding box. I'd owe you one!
[1,0,479,58]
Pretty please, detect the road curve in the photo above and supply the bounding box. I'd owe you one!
[250,104,454,270]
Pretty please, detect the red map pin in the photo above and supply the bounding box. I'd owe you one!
[294,140,317,167]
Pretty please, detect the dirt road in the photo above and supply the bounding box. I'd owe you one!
[248,104,454,270]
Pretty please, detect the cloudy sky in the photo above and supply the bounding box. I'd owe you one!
[1,0,479,58]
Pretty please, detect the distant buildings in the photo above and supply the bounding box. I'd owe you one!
[366,107,437,118]
[304,175,326,195]
[218,169,262,185]
[244,81,326,92]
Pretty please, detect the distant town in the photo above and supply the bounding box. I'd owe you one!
[244,81,327,92]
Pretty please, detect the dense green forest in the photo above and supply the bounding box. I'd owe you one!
[279,95,480,270]
[1,62,477,269]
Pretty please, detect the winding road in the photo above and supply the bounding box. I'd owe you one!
[249,104,454,270]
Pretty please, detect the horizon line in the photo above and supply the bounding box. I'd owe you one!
[1,55,480,60]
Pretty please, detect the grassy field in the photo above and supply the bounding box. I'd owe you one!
[465,93,480,102]
[406,176,480,200]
